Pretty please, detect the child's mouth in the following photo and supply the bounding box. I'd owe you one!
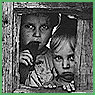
[59,72,74,82]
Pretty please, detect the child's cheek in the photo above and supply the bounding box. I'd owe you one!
[68,62,76,73]
[70,61,75,68]
[54,60,63,69]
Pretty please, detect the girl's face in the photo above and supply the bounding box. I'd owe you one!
[21,15,52,49]
[53,40,75,76]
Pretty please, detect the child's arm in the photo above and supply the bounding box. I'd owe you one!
[19,50,35,84]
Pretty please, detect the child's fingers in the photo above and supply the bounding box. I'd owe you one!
[52,84,56,88]
[22,50,30,53]
[71,80,74,84]
[43,85,48,88]
[20,55,30,63]
[66,84,71,92]
[20,59,28,66]
[21,53,33,64]
[20,50,34,66]
[48,84,53,88]
[22,50,33,62]
[44,84,53,88]
[21,52,33,62]
[69,83,75,91]
[62,85,66,90]
[20,55,33,66]
[43,83,56,88]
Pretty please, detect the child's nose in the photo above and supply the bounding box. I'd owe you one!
[62,59,70,69]
[33,28,41,37]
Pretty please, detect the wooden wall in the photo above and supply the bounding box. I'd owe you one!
[2,2,13,93]
[75,20,93,91]
[2,2,93,93]
[2,2,21,92]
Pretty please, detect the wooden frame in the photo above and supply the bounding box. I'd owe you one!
[2,2,93,93]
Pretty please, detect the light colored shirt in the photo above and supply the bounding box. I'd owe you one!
[25,47,54,87]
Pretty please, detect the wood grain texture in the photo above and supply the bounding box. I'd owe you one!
[12,13,21,92]
[75,20,93,90]
[14,2,93,20]
[2,2,93,93]
[2,2,13,93]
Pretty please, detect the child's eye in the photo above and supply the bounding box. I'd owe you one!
[68,55,75,61]
[24,24,35,30]
[54,55,63,62]
[40,25,49,31]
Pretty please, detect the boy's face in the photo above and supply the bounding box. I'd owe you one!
[53,41,75,76]
[21,14,52,49]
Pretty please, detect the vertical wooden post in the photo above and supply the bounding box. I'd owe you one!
[75,19,84,90]
[2,2,13,93]
[84,20,93,90]
[75,19,93,91]
[12,13,21,91]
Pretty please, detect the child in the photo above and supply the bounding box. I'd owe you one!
[46,15,77,92]
[19,13,59,87]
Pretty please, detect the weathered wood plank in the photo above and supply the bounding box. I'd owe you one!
[13,2,93,20]
[75,20,93,90]
[12,13,21,91]
[2,2,13,93]
[14,2,93,9]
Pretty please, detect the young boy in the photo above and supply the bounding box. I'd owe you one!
[45,15,77,92]
[19,13,59,87]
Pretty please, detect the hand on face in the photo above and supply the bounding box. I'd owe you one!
[20,50,33,66]
[20,14,52,50]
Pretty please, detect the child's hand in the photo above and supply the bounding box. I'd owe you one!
[62,81,75,92]
[43,80,75,92]
[20,50,33,66]
[43,81,56,89]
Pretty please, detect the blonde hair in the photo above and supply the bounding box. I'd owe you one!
[50,15,77,52]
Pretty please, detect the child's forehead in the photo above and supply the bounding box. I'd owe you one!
[22,14,50,20]
[54,40,73,54]
[22,14,50,24]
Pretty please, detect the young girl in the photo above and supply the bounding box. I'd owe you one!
[44,15,77,92]
[19,13,59,87]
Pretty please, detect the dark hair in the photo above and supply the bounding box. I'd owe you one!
[19,13,59,51]
[21,13,59,27]
[50,15,77,52]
